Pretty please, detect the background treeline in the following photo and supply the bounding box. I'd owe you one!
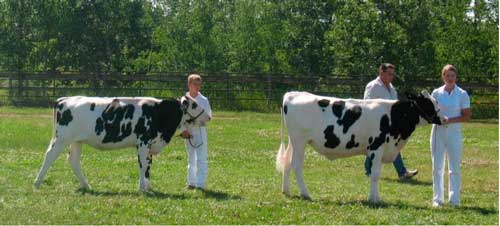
[0,0,498,78]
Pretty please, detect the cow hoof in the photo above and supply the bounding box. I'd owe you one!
[79,184,90,190]
[139,181,151,192]
[282,191,291,197]
[300,194,312,201]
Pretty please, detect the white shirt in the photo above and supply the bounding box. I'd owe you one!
[364,76,397,100]
[186,91,212,120]
[431,85,470,130]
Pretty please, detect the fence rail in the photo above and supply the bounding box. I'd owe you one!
[0,71,497,118]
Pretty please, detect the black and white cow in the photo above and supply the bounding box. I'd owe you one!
[276,91,444,203]
[34,96,210,191]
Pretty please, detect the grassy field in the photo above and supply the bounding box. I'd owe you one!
[0,107,498,224]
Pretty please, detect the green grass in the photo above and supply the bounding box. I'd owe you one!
[0,107,497,224]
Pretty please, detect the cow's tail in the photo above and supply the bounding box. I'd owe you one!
[276,106,292,173]
[52,100,59,139]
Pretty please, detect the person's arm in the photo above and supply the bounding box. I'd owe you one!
[180,130,192,139]
[364,84,376,100]
[444,108,471,124]
[205,99,212,120]
[443,91,471,124]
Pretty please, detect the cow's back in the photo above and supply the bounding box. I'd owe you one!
[283,92,401,160]
[53,96,165,150]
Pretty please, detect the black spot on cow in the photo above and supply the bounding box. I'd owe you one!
[181,99,189,114]
[54,101,73,126]
[133,99,183,147]
[368,136,373,144]
[386,137,389,143]
[323,125,340,149]
[331,101,345,118]
[389,101,420,140]
[337,106,362,134]
[318,99,330,108]
[55,102,64,111]
[90,103,96,111]
[191,101,198,109]
[366,152,376,175]
[346,134,360,149]
[145,155,152,179]
[283,105,288,115]
[94,101,136,143]
[95,118,104,135]
[368,114,390,151]
[137,155,142,168]
[57,109,73,126]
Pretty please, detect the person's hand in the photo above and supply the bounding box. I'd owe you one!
[442,116,450,125]
[180,130,192,139]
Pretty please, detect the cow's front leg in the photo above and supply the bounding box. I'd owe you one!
[137,146,151,191]
[367,150,383,203]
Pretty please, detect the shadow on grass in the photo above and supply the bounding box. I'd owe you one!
[381,177,433,186]
[316,198,498,215]
[76,188,188,200]
[75,188,242,201]
[200,189,243,201]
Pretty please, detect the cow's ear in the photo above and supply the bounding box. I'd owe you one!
[421,90,431,98]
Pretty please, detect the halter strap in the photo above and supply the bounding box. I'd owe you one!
[186,109,205,124]
[411,100,438,123]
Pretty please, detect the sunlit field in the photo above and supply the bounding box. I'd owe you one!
[0,107,497,224]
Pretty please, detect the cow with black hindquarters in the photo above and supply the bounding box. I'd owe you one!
[276,91,444,203]
[34,95,210,191]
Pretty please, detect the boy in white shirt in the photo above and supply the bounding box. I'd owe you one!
[181,74,212,190]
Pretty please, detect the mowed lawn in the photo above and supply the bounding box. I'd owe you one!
[0,107,497,224]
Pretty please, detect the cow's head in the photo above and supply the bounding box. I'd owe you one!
[406,90,444,125]
[180,95,211,127]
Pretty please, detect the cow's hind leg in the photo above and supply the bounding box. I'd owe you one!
[34,138,68,187]
[290,136,310,200]
[137,146,151,191]
[367,149,383,203]
[68,142,89,189]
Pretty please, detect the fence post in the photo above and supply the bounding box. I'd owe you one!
[17,70,24,103]
[267,73,272,107]
[226,73,230,110]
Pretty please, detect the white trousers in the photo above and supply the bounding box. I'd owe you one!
[185,127,208,188]
[430,124,462,205]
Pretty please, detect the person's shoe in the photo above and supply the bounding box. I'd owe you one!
[196,186,205,191]
[432,201,443,208]
[399,169,418,180]
[186,185,196,190]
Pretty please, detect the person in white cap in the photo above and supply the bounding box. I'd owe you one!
[363,63,418,180]
[430,64,471,207]
[181,74,212,190]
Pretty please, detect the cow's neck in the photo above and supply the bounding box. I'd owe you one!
[156,99,183,143]
[389,100,421,141]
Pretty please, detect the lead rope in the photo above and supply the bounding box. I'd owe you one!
[188,127,204,148]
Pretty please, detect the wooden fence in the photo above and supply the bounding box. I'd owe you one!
[0,71,497,118]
